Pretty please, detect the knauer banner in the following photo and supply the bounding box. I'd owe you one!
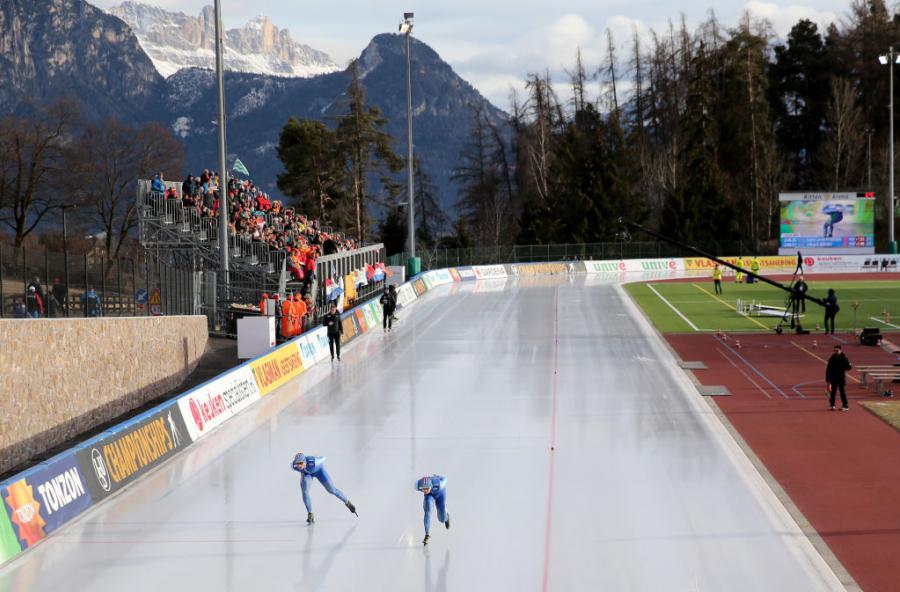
[473,265,508,279]
[177,366,261,442]
[2,453,93,551]
[249,342,304,396]
[77,404,190,501]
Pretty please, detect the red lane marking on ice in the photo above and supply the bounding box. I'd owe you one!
[542,286,560,592]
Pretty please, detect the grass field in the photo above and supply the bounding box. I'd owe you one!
[624,279,900,333]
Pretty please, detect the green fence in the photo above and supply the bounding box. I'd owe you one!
[387,241,757,272]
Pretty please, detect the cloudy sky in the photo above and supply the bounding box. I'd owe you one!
[92,0,850,108]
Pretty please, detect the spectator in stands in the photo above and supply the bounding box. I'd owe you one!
[826,344,852,411]
[27,276,45,303]
[83,286,102,317]
[50,277,67,317]
[322,234,338,256]
[12,298,27,319]
[303,295,315,333]
[823,288,839,335]
[25,285,43,319]
[273,293,283,340]
[151,173,165,193]
[323,302,343,362]
[182,174,195,199]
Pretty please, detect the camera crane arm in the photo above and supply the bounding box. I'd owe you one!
[617,218,825,307]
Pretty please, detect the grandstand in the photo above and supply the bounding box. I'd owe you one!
[137,176,386,333]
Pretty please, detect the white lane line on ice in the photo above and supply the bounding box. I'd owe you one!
[647,284,701,331]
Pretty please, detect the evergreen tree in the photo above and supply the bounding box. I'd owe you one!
[335,61,404,242]
[276,117,344,225]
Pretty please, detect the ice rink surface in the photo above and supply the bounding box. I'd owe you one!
[0,276,845,591]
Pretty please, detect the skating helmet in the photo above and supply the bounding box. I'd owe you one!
[294,453,306,467]
[416,476,432,492]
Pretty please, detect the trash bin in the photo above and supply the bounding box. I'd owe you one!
[407,256,421,278]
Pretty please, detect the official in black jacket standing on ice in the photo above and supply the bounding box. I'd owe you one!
[826,344,852,411]
[322,302,343,361]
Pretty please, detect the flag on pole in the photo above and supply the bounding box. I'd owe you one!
[233,157,250,177]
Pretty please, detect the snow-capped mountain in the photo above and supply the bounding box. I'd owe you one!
[107,1,339,78]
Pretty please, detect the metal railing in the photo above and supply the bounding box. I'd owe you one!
[388,241,760,271]
[0,244,195,319]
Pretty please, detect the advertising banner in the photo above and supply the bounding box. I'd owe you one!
[449,268,461,282]
[584,260,626,273]
[341,314,359,344]
[1,453,93,551]
[585,259,683,273]
[396,283,417,307]
[511,262,569,276]
[354,309,368,334]
[413,278,428,296]
[77,405,190,501]
[456,267,476,281]
[297,328,330,367]
[684,256,797,273]
[361,302,377,329]
[473,265,508,279]
[421,273,435,290]
[176,366,260,442]
[428,269,454,286]
[0,508,19,563]
[249,342,304,396]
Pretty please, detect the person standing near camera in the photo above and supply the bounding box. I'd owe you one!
[826,344,852,411]
[823,288,839,335]
[322,302,343,362]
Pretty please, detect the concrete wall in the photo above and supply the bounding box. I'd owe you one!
[0,316,208,473]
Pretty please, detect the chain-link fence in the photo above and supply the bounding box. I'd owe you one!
[0,244,194,319]
[387,240,761,271]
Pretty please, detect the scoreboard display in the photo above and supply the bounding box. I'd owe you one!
[779,192,875,254]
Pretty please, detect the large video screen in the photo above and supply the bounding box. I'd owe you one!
[779,192,875,254]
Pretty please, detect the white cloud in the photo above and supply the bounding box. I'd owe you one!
[743,1,839,37]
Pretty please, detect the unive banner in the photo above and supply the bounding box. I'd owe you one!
[249,342,304,396]
[177,366,261,442]
[77,405,190,501]
[1,453,92,551]
[584,259,684,273]
[472,265,508,279]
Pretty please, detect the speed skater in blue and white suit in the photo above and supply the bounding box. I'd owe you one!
[416,475,450,545]
[291,453,357,524]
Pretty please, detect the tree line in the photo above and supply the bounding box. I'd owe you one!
[454,0,900,251]
[0,100,183,258]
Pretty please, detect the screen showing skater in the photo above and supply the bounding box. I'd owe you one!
[778,192,874,254]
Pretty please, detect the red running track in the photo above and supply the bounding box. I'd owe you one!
[666,331,900,592]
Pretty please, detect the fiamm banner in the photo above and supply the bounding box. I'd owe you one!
[177,366,261,442]
[249,342,304,396]
[2,453,93,551]
[77,404,190,501]
[473,265,508,279]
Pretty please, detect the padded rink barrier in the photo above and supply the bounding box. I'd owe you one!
[0,253,881,568]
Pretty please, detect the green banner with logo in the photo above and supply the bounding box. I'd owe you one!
[0,508,21,563]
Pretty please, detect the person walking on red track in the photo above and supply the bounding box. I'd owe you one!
[826,344,852,411]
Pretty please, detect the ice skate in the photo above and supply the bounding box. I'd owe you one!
[444,514,450,530]
[307,512,315,524]
[346,500,357,516]
[423,534,431,546]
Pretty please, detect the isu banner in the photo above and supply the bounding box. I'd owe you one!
[249,343,304,396]
[176,366,261,442]
[396,283,417,307]
[1,453,93,551]
[77,405,190,501]
[297,328,330,367]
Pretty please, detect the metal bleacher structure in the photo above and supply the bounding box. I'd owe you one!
[136,179,386,334]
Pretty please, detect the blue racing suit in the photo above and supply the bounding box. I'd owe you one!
[418,475,448,535]
[291,454,348,512]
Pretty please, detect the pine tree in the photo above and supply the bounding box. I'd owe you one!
[276,117,344,225]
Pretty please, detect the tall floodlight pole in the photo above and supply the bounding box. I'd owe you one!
[866,128,875,188]
[400,12,415,259]
[879,47,900,253]
[214,0,229,276]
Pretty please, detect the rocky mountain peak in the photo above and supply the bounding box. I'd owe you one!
[107,1,339,78]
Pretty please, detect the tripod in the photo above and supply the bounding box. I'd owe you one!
[775,252,806,334]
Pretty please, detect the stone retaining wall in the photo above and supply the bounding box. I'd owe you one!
[0,316,208,473]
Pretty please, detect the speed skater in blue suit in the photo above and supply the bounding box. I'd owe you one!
[416,475,450,545]
[291,453,357,524]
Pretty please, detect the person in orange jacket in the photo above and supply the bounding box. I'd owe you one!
[281,294,294,338]
[293,294,307,335]
[259,292,269,316]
